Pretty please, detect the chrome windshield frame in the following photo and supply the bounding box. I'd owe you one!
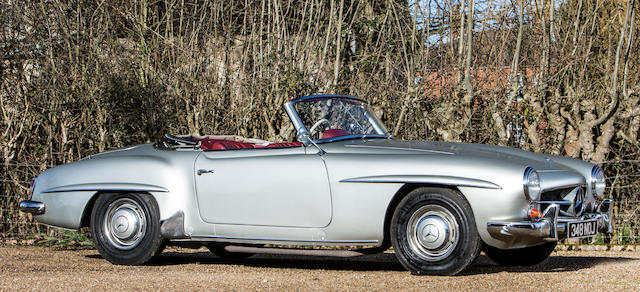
[284,95,391,145]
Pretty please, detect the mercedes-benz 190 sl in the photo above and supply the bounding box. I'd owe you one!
[20,95,613,275]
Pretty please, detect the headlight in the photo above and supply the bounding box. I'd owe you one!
[523,167,541,201]
[591,165,606,198]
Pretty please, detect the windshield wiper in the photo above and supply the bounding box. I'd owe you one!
[164,133,198,146]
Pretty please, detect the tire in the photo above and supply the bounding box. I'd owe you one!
[207,244,255,259]
[91,193,162,265]
[483,242,556,266]
[390,187,481,275]
[151,243,166,260]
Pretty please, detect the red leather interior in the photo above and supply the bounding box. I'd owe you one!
[198,139,302,151]
[199,139,255,150]
[321,128,350,139]
[255,142,302,148]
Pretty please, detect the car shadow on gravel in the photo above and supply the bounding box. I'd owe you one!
[462,254,637,275]
[143,251,407,271]
[87,251,636,274]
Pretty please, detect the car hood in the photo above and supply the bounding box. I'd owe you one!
[326,138,594,193]
[336,139,571,171]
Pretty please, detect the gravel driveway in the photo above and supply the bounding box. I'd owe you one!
[1,246,639,291]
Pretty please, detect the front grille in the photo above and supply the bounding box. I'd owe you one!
[537,186,585,217]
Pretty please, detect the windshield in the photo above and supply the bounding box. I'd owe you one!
[293,97,389,141]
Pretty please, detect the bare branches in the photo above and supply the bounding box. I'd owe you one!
[1,0,640,235]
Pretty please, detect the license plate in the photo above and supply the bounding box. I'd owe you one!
[567,219,598,238]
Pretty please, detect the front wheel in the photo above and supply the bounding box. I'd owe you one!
[91,193,163,265]
[483,242,556,266]
[390,187,481,275]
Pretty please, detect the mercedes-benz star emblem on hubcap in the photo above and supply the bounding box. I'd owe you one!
[423,224,439,243]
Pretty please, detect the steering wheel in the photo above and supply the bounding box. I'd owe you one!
[345,106,365,133]
[309,118,331,138]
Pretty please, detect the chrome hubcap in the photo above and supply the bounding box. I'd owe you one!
[407,205,459,261]
[104,198,146,250]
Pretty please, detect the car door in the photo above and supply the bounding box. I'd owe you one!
[194,146,332,228]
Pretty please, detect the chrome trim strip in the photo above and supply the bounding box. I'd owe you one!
[541,184,585,193]
[340,174,502,189]
[316,134,389,144]
[187,235,379,244]
[535,200,573,205]
[290,94,364,103]
[344,144,454,155]
[19,200,46,215]
[42,183,169,193]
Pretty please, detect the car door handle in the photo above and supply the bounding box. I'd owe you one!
[197,169,215,175]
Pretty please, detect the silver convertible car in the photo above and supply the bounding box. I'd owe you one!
[20,95,613,275]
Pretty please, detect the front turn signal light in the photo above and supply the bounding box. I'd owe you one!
[529,207,541,219]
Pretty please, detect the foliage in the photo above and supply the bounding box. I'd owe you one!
[35,230,95,250]
[0,0,639,241]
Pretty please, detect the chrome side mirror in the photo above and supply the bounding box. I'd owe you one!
[297,132,325,155]
[297,132,312,146]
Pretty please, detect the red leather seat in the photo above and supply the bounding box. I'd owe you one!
[259,142,302,148]
[322,129,350,139]
[198,139,301,150]
[199,139,255,150]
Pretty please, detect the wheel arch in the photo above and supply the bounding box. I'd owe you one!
[80,190,156,228]
[380,183,464,251]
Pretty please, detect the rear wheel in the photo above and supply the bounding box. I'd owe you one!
[483,242,556,266]
[91,193,162,265]
[390,187,481,275]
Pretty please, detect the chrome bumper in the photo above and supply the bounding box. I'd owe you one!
[487,199,613,242]
[19,200,46,215]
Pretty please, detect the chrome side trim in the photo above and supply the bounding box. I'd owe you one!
[42,183,168,193]
[315,134,389,144]
[340,174,502,190]
[19,200,46,215]
[290,94,364,103]
[541,183,586,193]
[185,235,378,245]
[536,200,572,205]
[344,144,454,155]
